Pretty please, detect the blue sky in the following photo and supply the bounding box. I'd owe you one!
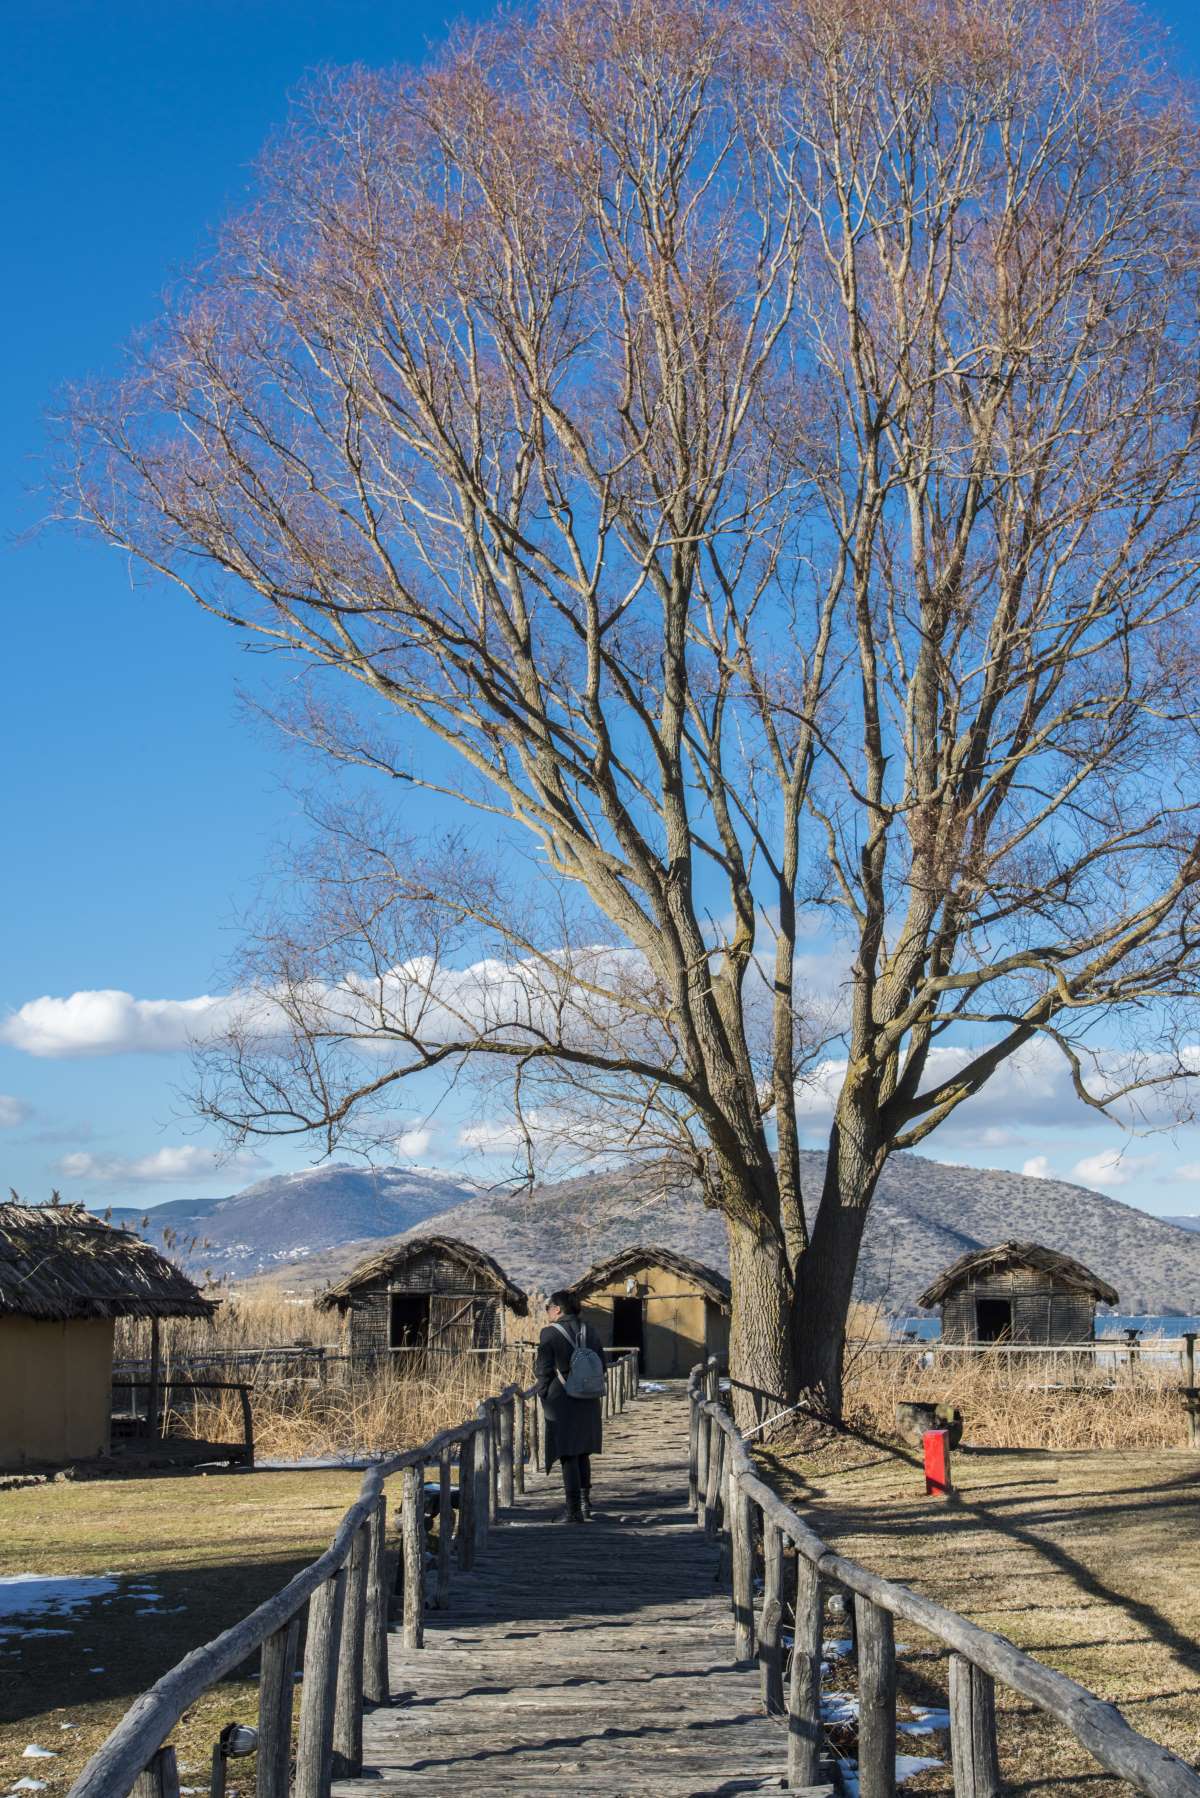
[5,0,1200,1217]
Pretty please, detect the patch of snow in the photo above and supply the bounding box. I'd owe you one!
[821,1692,859,1724]
[822,1636,854,1657]
[900,1708,951,1734]
[13,1781,48,1791]
[21,1749,56,1760]
[639,1382,667,1392]
[256,1453,389,1471]
[897,1754,943,1782]
[0,1574,122,1640]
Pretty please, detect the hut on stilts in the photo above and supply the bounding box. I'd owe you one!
[0,1198,215,1467]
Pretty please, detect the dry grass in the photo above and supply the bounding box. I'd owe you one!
[766,1433,1200,1794]
[843,1341,1192,1450]
[114,1293,346,1364]
[174,1347,537,1458]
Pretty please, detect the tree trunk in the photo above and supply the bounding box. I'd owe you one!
[725,1213,795,1422]
[792,1110,883,1419]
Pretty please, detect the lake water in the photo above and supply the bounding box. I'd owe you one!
[891,1314,1200,1341]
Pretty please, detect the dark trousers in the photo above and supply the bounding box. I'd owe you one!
[560,1453,592,1504]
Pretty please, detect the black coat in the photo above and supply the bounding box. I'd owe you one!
[535,1320,603,1467]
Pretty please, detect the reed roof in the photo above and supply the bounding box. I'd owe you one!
[316,1235,529,1314]
[918,1240,1118,1308]
[0,1202,216,1322]
[567,1245,731,1307]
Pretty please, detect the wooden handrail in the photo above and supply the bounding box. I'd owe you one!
[688,1358,1200,1798]
[73,1349,640,1798]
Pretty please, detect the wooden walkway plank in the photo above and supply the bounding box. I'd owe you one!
[332,1387,798,1798]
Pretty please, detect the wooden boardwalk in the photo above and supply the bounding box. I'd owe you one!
[335,1384,799,1797]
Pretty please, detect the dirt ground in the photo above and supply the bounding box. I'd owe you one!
[0,1464,364,1795]
[766,1434,1200,1795]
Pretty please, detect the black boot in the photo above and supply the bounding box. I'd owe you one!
[559,1503,585,1524]
[581,1491,596,1520]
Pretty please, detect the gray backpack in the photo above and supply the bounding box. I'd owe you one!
[552,1320,606,1398]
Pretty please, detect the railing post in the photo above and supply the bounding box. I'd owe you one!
[729,1465,756,1662]
[474,1405,491,1548]
[332,1521,369,1777]
[133,1746,180,1798]
[855,1595,897,1798]
[295,1568,347,1798]
[531,1384,544,1472]
[486,1400,500,1522]
[787,1552,823,1789]
[457,1431,476,1570]
[401,1463,426,1650]
[256,1617,299,1798]
[513,1390,527,1495]
[695,1403,710,1524]
[435,1446,453,1609]
[949,1654,1001,1798]
[688,1392,701,1510]
[498,1394,515,1510]
[759,1515,784,1715]
[363,1496,389,1704]
[704,1414,726,1538]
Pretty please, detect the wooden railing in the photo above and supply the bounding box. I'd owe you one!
[111,1378,255,1467]
[70,1348,639,1798]
[688,1359,1200,1798]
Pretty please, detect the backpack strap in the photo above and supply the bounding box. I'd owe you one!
[551,1318,586,1384]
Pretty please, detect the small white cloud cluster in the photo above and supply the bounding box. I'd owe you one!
[55,1145,267,1185]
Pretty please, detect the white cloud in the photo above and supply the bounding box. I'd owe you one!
[1022,1155,1050,1179]
[55,1145,267,1185]
[1,990,235,1058]
[0,1095,32,1128]
[458,1118,536,1153]
[1071,1149,1153,1190]
[388,1128,433,1158]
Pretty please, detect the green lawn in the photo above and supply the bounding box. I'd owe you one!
[0,1465,366,1794]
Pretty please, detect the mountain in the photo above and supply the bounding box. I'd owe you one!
[1161,1216,1200,1235]
[105,1165,479,1279]
[249,1153,1200,1315]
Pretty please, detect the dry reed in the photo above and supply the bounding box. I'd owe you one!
[115,1291,346,1363]
[843,1340,1192,1450]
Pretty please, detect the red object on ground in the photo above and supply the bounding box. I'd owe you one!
[923,1427,952,1496]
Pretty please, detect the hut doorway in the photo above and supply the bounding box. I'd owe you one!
[976,1298,1012,1342]
[611,1295,645,1362]
[389,1291,431,1349]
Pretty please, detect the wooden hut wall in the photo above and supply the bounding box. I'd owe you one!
[579,1260,726,1378]
[941,1266,1096,1345]
[0,1317,114,1466]
[347,1246,506,1358]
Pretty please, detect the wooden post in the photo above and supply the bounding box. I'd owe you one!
[332,1523,369,1777]
[688,1395,701,1510]
[513,1391,526,1495]
[147,1318,162,1441]
[787,1553,823,1789]
[759,1516,784,1715]
[457,1432,476,1570]
[695,1405,710,1524]
[531,1386,544,1473]
[238,1385,255,1471]
[401,1463,426,1650]
[133,1746,180,1798]
[257,1618,299,1798]
[855,1595,897,1798]
[363,1496,389,1705]
[295,1569,347,1798]
[949,1653,1002,1798]
[475,1405,491,1546]
[498,1394,515,1510]
[1184,1332,1196,1389]
[436,1446,452,1609]
[729,1466,756,1662]
[704,1417,726,1538]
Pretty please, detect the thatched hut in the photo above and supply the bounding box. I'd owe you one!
[918,1241,1118,1345]
[0,1200,214,1466]
[568,1247,731,1379]
[317,1235,528,1361]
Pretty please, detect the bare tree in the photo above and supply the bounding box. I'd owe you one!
[65,0,1200,1413]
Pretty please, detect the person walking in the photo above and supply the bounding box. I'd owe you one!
[535,1288,604,1523]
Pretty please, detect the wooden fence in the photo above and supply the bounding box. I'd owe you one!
[69,1348,639,1798]
[689,1358,1200,1798]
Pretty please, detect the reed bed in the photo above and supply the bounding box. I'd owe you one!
[114,1291,346,1362]
[843,1339,1192,1450]
[168,1343,540,1459]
